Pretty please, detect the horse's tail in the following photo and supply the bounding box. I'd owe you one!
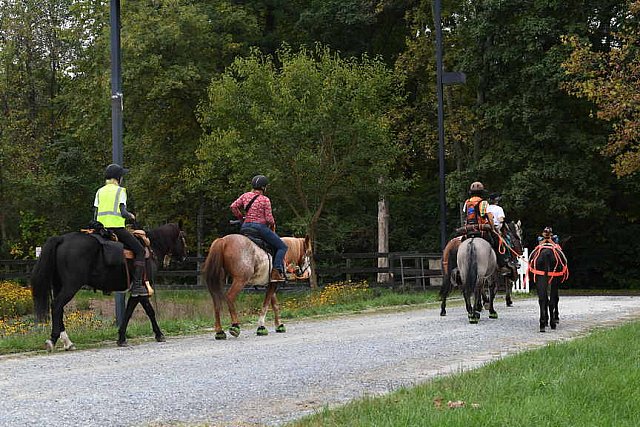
[463,239,478,293]
[202,237,227,308]
[31,236,63,322]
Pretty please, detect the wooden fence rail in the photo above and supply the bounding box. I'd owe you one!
[0,252,443,289]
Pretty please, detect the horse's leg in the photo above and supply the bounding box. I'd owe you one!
[256,282,277,336]
[226,280,244,337]
[549,281,559,329]
[471,284,482,323]
[139,297,165,341]
[536,277,548,332]
[488,279,498,319]
[47,289,77,351]
[117,296,140,346]
[211,293,226,340]
[270,284,285,333]
[461,286,474,322]
[439,277,450,317]
[505,276,513,306]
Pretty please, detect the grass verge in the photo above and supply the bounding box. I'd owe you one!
[1,282,455,354]
[288,320,640,427]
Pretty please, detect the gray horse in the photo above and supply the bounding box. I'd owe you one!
[456,237,498,323]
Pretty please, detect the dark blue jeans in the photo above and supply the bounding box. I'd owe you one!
[241,222,288,272]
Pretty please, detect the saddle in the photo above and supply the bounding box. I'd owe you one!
[81,226,152,266]
[455,223,492,240]
[239,227,276,258]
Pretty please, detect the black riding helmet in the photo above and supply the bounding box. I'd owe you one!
[105,163,129,180]
[251,175,269,190]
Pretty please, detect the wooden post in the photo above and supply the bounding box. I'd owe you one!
[377,179,391,283]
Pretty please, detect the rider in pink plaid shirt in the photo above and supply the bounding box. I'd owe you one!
[230,175,288,281]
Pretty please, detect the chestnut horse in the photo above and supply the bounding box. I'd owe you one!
[203,235,310,339]
[282,236,312,280]
[439,236,462,316]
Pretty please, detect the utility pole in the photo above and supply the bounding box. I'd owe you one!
[434,0,465,252]
[110,0,125,327]
[434,0,446,252]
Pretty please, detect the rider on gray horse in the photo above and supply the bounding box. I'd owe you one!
[457,181,511,276]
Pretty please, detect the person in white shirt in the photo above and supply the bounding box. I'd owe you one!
[487,193,506,231]
[487,193,515,277]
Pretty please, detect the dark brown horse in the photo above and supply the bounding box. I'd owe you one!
[31,223,187,351]
[528,240,569,332]
[494,220,524,306]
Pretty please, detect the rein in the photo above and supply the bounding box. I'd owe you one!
[492,229,521,258]
[528,242,569,284]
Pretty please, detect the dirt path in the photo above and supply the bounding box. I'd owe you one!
[1,296,639,427]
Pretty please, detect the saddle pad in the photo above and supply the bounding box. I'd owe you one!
[240,229,274,256]
[88,233,124,266]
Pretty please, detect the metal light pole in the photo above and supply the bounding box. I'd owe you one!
[434,0,446,252]
[110,0,125,327]
[434,0,465,252]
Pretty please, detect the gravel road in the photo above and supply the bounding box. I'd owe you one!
[1,295,639,427]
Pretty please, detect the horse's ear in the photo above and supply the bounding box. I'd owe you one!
[178,219,184,230]
[516,220,521,228]
[304,235,311,248]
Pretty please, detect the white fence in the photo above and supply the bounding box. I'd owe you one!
[512,247,529,293]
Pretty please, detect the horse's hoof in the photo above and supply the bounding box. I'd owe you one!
[489,312,498,319]
[257,326,268,336]
[229,324,241,337]
[64,344,76,351]
[215,331,227,340]
[506,300,513,307]
[117,340,129,347]
[469,318,479,324]
[155,334,166,342]
[440,310,446,316]
[45,340,54,352]
[540,328,546,333]
[276,324,286,333]
[550,323,557,330]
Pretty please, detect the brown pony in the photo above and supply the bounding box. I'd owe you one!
[282,236,312,280]
[202,234,309,339]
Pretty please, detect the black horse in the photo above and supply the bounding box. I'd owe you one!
[528,240,568,332]
[496,220,524,307]
[31,223,187,351]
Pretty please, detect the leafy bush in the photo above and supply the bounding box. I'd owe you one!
[0,281,33,317]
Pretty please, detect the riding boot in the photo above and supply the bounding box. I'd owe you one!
[270,268,285,282]
[129,261,149,297]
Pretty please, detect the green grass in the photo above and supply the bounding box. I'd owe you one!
[288,320,640,427]
[0,285,446,354]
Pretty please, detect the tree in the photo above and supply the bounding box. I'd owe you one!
[195,45,405,286]
[562,1,640,177]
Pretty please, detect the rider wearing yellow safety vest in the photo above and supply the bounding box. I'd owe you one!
[93,164,147,297]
